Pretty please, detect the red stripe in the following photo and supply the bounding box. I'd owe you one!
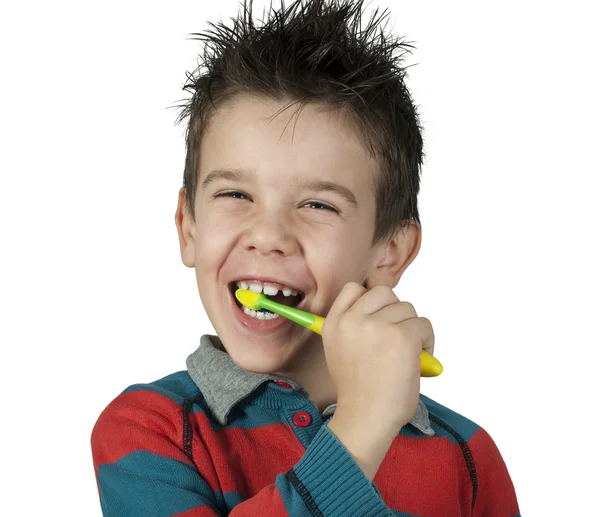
[91,390,193,478]
[469,427,520,516]
[376,434,473,515]
[92,389,518,516]
[172,485,288,517]
[172,506,219,517]
[190,411,304,497]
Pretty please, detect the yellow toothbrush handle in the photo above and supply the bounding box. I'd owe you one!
[419,350,443,377]
[307,314,325,334]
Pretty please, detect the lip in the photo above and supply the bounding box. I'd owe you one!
[227,283,310,334]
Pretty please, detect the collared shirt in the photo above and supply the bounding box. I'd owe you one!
[186,334,435,436]
[91,335,521,516]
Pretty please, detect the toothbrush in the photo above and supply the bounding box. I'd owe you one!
[235,289,443,377]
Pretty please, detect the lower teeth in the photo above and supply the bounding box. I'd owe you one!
[243,307,280,320]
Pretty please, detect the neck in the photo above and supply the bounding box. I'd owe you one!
[276,333,338,413]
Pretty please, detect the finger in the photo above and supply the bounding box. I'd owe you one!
[372,305,435,357]
[390,316,435,357]
[324,281,367,328]
[348,284,402,318]
[371,300,418,323]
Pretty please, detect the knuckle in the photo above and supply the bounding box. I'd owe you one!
[418,316,434,339]
[371,284,392,295]
[418,316,432,328]
[344,280,362,291]
[402,301,416,315]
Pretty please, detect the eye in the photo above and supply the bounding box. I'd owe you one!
[304,201,338,212]
[214,190,249,200]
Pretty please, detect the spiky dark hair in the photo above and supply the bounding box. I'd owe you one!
[176,0,425,246]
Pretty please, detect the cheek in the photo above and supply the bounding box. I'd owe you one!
[194,212,238,265]
[308,231,365,280]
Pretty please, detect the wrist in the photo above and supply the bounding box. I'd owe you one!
[334,400,405,438]
[326,409,397,482]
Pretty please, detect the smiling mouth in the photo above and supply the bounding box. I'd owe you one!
[229,283,305,312]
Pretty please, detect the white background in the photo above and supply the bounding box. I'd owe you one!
[1,0,598,515]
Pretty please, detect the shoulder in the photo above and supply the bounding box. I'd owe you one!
[92,370,202,441]
[421,393,505,454]
[420,393,482,444]
[420,393,506,456]
[91,370,205,467]
[120,370,202,405]
[90,371,219,510]
[419,394,519,513]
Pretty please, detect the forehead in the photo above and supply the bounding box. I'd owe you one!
[198,95,379,195]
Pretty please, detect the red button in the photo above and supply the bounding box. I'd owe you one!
[275,381,292,388]
[293,411,311,427]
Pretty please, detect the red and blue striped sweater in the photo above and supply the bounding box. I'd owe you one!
[91,334,520,516]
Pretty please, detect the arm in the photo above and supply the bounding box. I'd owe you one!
[469,427,521,517]
[91,389,221,516]
[91,389,392,517]
[326,405,398,482]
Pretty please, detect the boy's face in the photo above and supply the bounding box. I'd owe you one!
[176,94,417,376]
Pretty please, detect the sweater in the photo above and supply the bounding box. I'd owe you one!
[91,334,521,516]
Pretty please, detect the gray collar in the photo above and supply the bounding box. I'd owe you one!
[186,334,434,436]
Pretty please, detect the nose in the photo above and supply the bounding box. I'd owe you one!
[240,210,299,257]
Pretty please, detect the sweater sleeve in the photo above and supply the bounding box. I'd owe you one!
[91,389,391,517]
[468,426,521,517]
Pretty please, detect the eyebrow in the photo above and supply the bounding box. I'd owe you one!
[201,168,359,208]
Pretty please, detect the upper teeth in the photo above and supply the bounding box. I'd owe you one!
[236,280,299,297]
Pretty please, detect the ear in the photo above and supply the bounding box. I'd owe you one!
[364,220,422,289]
[175,187,196,268]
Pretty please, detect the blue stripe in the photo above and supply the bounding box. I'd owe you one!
[275,471,321,514]
[98,450,221,516]
[399,424,432,439]
[122,374,303,433]
[150,370,201,398]
[122,371,200,405]
[221,491,247,511]
[221,488,424,516]
[420,394,480,443]
[212,403,293,429]
[193,399,320,432]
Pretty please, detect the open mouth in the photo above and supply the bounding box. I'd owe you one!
[229,282,305,314]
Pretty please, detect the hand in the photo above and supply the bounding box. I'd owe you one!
[322,282,435,432]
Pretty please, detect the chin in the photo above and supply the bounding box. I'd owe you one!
[229,348,286,374]
[218,333,292,373]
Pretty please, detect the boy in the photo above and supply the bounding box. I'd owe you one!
[91,0,520,515]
